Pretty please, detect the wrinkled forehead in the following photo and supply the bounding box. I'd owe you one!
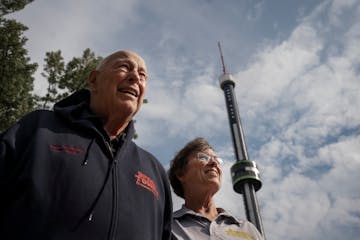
[185,147,213,162]
[97,50,147,72]
[192,147,213,156]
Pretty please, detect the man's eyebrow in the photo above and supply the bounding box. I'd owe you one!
[139,67,147,73]
[113,59,146,68]
[112,58,130,65]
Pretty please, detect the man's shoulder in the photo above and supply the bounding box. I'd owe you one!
[20,109,55,123]
[132,143,162,165]
[2,109,54,134]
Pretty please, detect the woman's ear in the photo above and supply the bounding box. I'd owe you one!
[176,170,185,183]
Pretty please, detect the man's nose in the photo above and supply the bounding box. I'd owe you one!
[127,70,141,83]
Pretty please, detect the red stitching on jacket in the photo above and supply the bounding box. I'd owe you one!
[50,144,85,155]
[135,171,159,200]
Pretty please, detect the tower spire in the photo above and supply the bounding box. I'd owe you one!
[217,41,227,74]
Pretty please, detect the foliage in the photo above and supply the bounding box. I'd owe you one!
[0,0,33,16]
[0,2,104,130]
[0,17,37,131]
[60,48,101,93]
[40,48,102,109]
[40,50,64,109]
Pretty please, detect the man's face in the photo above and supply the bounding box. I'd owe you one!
[89,50,147,120]
[179,148,222,195]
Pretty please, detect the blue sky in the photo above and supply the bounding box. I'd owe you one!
[6,0,360,239]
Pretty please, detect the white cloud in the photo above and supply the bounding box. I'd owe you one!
[136,62,227,147]
[329,0,359,26]
[234,23,322,114]
[211,1,360,239]
[5,0,360,239]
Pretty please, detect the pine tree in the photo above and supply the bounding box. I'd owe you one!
[0,0,34,16]
[60,48,102,97]
[40,50,65,109]
[40,48,102,109]
[0,17,37,131]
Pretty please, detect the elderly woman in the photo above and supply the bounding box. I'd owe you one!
[168,137,263,240]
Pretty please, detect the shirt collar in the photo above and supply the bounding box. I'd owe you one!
[174,204,241,225]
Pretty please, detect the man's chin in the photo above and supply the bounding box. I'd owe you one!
[119,102,140,117]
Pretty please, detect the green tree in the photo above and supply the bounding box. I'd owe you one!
[60,48,102,97]
[40,48,102,109]
[0,0,34,16]
[40,50,64,109]
[0,17,37,131]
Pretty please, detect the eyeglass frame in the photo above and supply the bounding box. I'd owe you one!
[195,152,223,165]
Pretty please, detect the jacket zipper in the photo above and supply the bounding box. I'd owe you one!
[109,160,118,240]
[106,141,119,240]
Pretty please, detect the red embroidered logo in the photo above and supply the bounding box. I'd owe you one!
[50,144,85,155]
[135,171,159,200]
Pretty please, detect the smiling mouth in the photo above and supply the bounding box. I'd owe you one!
[118,88,138,97]
[205,169,218,176]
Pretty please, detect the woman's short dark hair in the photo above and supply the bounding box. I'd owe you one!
[168,137,213,199]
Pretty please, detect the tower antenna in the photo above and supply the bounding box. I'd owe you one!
[217,41,227,74]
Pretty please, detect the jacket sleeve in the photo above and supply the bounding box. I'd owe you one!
[0,124,19,186]
[0,123,21,218]
[0,115,36,210]
[162,169,173,240]
[0,112,40,185]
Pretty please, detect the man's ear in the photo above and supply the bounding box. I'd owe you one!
[88,70,99,90]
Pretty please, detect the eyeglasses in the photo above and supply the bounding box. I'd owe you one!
[196,152,223,165]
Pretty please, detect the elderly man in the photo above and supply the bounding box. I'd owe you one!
[168,137,263,240]
[0,50,172,240]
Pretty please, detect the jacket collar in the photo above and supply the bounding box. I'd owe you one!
[53,89,136,141]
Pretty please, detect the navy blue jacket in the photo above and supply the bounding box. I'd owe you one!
[0,89,172,240]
